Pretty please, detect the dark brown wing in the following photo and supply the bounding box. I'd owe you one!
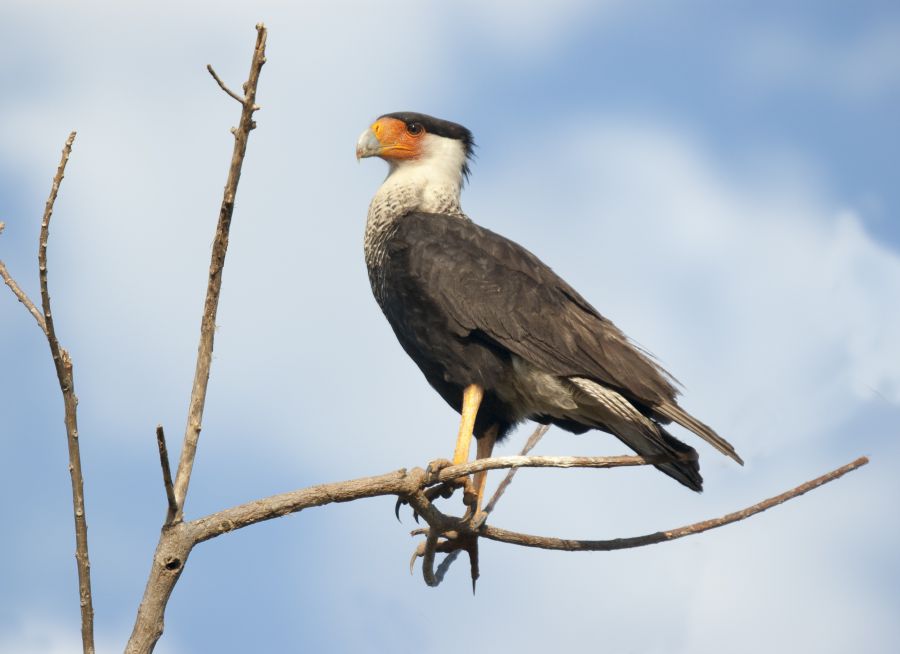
[391,212,680,409]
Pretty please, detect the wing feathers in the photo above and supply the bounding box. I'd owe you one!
[388,212,743,471]
[393,213,679,405]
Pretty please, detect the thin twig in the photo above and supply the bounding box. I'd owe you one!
[433,452,674,483]
[156,426,178,525]
[0,259,48,334]
[479,456,870,551]
[206,64,245,104]
[33,131,95,654]
[483,424,548,515]
[171,24,267,521]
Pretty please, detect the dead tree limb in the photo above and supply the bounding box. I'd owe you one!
[483,424,548,515]
[41,132,95,654]
[409,455,869,585]
[170,23,267,521]
[0,132,94,653]
[0,221,48,333]
[156,426,178,525]
[125,23,268,654]
[478,455,870,550]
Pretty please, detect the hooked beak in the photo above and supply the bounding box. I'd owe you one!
[356,127,382,160]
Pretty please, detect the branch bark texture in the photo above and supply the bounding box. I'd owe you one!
[2,133,94,652]
[478,456,870,551]
[41,133,96,654]
[126,24,268,653]
[170,23,268,520]
[127,451,869,652]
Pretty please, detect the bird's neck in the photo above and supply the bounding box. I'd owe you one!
[372,162,464,217]
[364,162,465,272]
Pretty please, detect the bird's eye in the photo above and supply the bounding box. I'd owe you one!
[407,123,423,135]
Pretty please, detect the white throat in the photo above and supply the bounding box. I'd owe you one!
[371,133,467,217]
[364,134,469,270]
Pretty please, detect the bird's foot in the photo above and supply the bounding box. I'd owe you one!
[424,457,454,479]
[394,458,470,522]
[409,526,480,591]
[425,457,479,513]
[395,481,459,522]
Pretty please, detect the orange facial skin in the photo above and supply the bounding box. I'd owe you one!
[370,116,425,160]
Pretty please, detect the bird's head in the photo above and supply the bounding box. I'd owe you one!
[356,112,475,183]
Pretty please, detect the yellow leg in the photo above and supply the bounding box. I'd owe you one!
[452,384,484,465]
[473,424,498,514]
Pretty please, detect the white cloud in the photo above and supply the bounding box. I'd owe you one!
[0,621,82,654]
[0,618,180,654]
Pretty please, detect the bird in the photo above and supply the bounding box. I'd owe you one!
[356,111,742,513]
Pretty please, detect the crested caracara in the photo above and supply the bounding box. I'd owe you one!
[357,112,742,512]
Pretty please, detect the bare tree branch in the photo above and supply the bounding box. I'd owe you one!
[403,455,869,585]
[0,261,47,334]
[35,132,96,654]
[126,24,268,653]
[483,424,548,515]
[206,64,245,105]
[479,456,870,551]
[2,132,98,653]
[170,23,267,521]
[156,426,177,525]
[173,452,867,590]
[431,451,665,481]
[191,468,425,542]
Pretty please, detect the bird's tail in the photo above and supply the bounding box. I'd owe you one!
[613,422,703,492]
[655,401,744,465]
[567,377,703,491]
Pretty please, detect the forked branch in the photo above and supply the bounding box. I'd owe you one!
[481,455,869,550]
[0,221,47,333]
[125,24,268,654]
[1,132,94,653]
[170,23,267,521]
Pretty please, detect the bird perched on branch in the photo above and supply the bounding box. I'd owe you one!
[357,112,742,512]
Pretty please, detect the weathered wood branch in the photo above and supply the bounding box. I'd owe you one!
[136,453,870,605]
[39,133,95,654]
[433,452,679,481]
[170,23,267,520]
[126,24,268,653]
[206,64,245,104]
[483,424,548,515]
[2,133,94,653]
[0,222,48,333]
[478,455,870,551]
[155,426,178,525]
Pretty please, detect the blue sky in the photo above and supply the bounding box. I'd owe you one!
[1,2,898,652]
